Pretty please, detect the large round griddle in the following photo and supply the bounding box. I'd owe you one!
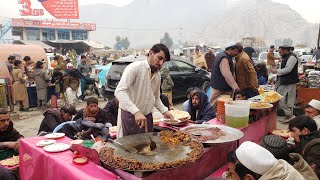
[181,124,244,144]
[100,132,200,171]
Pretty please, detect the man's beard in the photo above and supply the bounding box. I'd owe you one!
[192,104,199,110]
[281,53,289,58]
[150,66,159,73]
[0,126,8,131]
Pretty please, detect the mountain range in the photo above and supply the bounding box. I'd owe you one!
[6,0,316,49]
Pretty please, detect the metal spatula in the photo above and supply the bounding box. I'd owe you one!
[108,139,138,153]
[145,131,157,151]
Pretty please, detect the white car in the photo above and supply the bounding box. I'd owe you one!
[296,51,313,62]
[256,52,280,65]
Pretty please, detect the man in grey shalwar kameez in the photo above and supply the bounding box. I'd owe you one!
[33,61,50,109]
[115,44,174,137]
[271,45,299,122]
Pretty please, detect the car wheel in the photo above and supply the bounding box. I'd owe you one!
[202,81,210,92]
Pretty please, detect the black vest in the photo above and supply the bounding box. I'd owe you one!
[280,53,299,85]
[210,51,234,91]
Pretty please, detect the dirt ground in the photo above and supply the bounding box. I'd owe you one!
[10,98,287,138]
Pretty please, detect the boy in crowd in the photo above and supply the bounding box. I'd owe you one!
[289,115,320,176]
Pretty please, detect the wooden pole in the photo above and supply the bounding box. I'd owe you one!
[317,23,320,49]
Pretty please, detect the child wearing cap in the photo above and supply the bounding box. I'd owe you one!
[305,99,320,129]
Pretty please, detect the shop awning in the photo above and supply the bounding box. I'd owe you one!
[48,40,104,49]
[15,40,53,49]
[82,40,104,49]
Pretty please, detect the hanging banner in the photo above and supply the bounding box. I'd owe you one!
[18,0,79,19]
[11,18,96,31]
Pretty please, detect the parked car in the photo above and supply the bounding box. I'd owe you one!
[103,56,211,100]
[256,52,280,65]
[293,50,313,63]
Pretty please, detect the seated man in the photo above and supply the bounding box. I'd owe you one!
[103,98,119,126]
[186,89,215,124]
[182,87,201,111]
[38,104,77,135]
[73,97,108,124]
[0,110,23,160]
[260,135,318,179]
[305,99,320,128]
[235,141,303,179]
[289,115,320,177]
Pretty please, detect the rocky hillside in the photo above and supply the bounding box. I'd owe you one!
[79,0,318,48]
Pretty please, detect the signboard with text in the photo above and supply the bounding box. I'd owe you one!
[11,18,96,31]
[18,0,79,19]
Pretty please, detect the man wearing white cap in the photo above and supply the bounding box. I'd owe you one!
[305,99,320,128]
[235,141,304,180]
[209,42,240,108]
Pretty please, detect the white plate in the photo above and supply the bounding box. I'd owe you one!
[160,118,188,126]
[44,133,65,139]
[43,143,70,153]
[36,140,56,147]
[180,124,244,144]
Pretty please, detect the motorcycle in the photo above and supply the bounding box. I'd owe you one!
[83,76,101,97]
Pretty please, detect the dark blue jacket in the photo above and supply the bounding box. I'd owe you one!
[187,90,216,124]
[210,51,234,91]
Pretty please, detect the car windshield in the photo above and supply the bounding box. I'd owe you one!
[107,62,129,80]
[175,61,194,72]
[260,53,267,60]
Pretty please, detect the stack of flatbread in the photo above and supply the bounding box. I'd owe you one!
[169,110,190,120]
[0,156,19,166]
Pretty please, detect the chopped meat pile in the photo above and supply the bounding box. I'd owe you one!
[186,127,225,143]
[160,130,191,146]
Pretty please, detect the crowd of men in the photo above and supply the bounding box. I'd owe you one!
[5,53,103,111]
[1,42,320,178]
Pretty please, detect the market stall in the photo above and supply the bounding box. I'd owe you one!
[17,97,278,180]
[102,101,278,180]
[297,65,320,107]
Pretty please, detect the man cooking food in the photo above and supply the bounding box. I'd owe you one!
[115,43,174,137]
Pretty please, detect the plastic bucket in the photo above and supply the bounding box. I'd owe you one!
[225,100,250,128]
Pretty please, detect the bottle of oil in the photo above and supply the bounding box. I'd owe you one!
[258,86,264,95]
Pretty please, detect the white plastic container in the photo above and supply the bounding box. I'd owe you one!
[224,100,250,128]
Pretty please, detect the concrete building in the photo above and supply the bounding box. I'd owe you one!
[2,18,103,54]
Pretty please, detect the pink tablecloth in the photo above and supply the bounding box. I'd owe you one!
[19,136,119,180]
